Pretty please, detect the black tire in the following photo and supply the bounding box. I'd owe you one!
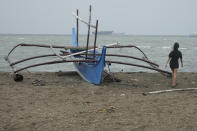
[14,74,23,82]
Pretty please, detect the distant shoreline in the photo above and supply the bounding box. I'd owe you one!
[0,33,190,37]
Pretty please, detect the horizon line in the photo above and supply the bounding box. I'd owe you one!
[0,33,189,36]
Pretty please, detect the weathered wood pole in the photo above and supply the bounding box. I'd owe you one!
[76,9,79,46]
[93,20,98,59]
[86,5,91,59]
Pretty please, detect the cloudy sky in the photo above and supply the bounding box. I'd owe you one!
[0,0,197,35]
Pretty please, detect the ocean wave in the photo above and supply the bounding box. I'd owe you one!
[162,46,171,49]
[136,45,151,48]
[180,48,187,50]
[17,38,25,40]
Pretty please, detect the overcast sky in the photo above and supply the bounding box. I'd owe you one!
[0,0,197,35]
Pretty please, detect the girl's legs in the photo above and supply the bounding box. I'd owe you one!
[172,68,178,86]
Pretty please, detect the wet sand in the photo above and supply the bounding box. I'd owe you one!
[0,72,197,131]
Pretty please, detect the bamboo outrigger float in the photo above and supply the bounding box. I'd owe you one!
[5,5,171,84]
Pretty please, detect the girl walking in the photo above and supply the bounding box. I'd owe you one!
[165,42,183,87]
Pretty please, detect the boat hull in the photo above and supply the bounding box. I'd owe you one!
[71,28,106,84]
[72,47,106,84]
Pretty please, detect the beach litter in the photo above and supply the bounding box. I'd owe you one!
[120,93,126,96]
[94,106,116,113]
[32,80,46,86]
[130,78,139,82]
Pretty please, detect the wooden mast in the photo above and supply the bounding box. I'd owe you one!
[93,20,98,60]
[86,5,91,59]
[76,9,79,46]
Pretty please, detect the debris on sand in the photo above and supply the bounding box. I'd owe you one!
[90,106,116,113]
[32,79,46,86]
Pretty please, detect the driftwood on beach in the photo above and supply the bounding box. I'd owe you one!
[143,88,197,95]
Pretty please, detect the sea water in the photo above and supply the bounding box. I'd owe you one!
[0,34,197,72]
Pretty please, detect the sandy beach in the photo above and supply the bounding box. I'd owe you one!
[0,71,197,131]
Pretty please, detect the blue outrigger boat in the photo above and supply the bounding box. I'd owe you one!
[5,5,171,84]
[71,28,106,84]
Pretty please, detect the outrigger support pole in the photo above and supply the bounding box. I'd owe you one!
[12,59,170,75]
[10,53,159,67]
[14,59,95,73]
[6,43,160,68]
[7,43,66,57]
[5,43,171,76]
[10,54,56,66]
[106,60,171,75]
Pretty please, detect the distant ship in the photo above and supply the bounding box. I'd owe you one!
[92,31,113,35]
[92,31,125,35]
[189,33,197,37]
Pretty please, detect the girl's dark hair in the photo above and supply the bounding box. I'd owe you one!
[173,42,179,51]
